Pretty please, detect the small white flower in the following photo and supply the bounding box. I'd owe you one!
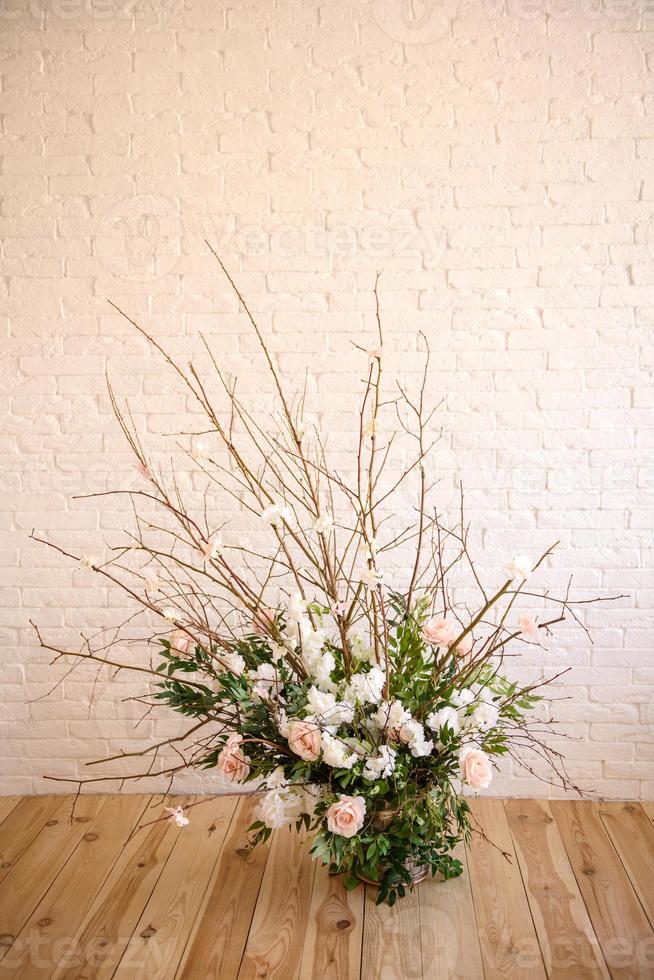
[360,566,383,590]
[505,554,532,582]
[160,607,178,622]
[451,688,475,709]
[203,534,223,560]
[321,732,359,770]
[265,766,287,790]
[305,686,354,727]
[363,744,396,780]
[426,706,460,736]
[79,556,95,570]
[313,513,334,534]
[287,592,307,624]
[398,718,434,757]
[193,439,210,459]
[346,667,385,705]
[248,662,279,700]
[270,641,287,663]
[372,699,410,732]
[164,805,189,828]
[218,651,245,675]
[471,700,500,732]
[261,502,293,527]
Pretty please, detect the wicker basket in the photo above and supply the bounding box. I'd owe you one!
[358,807,429,887]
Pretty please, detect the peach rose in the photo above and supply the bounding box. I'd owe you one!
[422,616,456,647]
[456,633,473,658]
[326,795,366,838]
[252,607,277,636]
[217,733,250,783]
[171,630,193,655]
[459,745,493,790]
[288,720,321,761]
[518,613,538,639]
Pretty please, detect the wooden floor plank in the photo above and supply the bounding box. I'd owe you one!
[505,799,609,979]
[298,862,364,980]
[113,796,238,979]
[361,880,422,980]
[642,803,654,828]
[175,796,271,980]
[551,800,654,979]
[0,795,107,964]
[466,799,546,979]
[237,827,316,980]
[0,799,20,827]
[0,797,62,888]
[0,795,149,979]
[419,844,484,980]
[3,794,654,980]
[597,802,654,929]
[50,796,191,980]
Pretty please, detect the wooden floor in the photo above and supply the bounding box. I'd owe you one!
[0,796,653,978]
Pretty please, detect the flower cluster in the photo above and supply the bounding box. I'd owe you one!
[156,585,546,903]
[34,263,608,905]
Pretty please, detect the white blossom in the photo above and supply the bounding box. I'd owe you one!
[451,688,475,709]
[426,706,460,735]
[346,667,385,705]
[258,787,304,829]
[505,554,532,582]
[349,635,375,664]
[363,744,396,780]
[305,686,354,726]
[160,607,177,622]
[360,566,383,590]
[313,513,334,534]
[261,502,293,527]
[218,651,245,675]
[164,805,189,827]
[398,719,434,757]
[248,662,279,700]
[79,556,95,571]
[372,699,410,732]
[471,700,500,732]
[321,732,359,769]
[265,766,287,790]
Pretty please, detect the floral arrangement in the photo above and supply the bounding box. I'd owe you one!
[34,254,609,906]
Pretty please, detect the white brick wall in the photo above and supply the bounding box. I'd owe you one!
[2,0,653,798]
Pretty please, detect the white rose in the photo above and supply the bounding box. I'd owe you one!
[471,700,500,732]
[426,706,460,735]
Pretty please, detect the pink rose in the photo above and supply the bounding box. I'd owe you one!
[217,733,250,783]
[288,720,321,761]
[456,633,473,657]
[422,616,457,647]
[171,630,193,655]
[252,607,277,636]
[326,795,366,838]
[459,745,493,790]
[518,613,538,639]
